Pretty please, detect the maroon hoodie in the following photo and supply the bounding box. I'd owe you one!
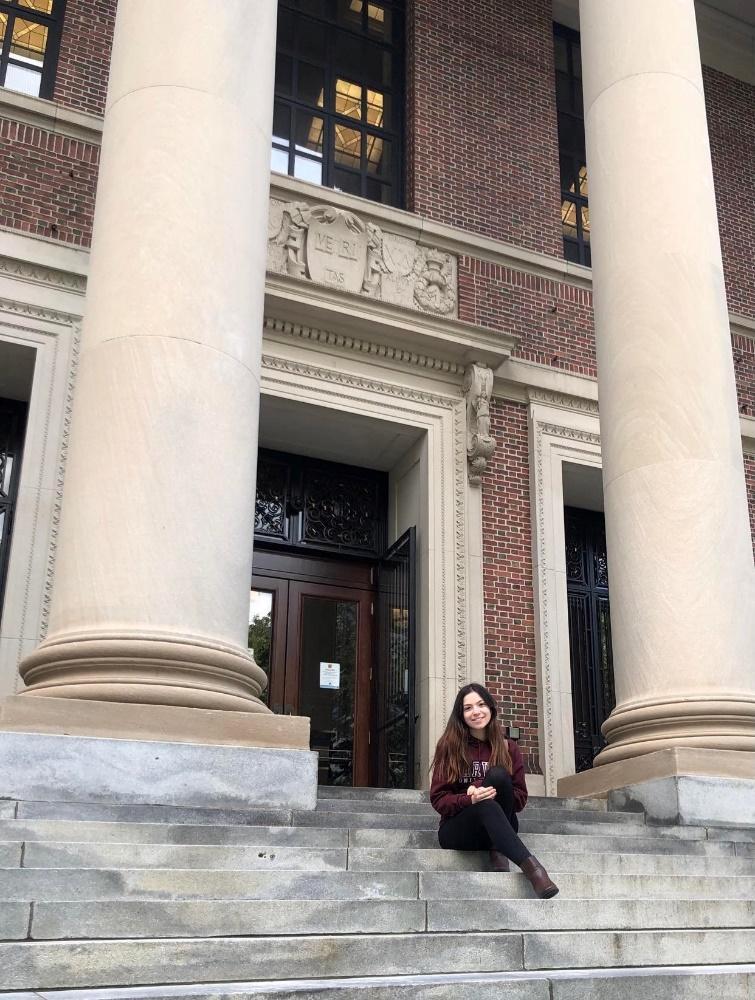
[430,735,528,824]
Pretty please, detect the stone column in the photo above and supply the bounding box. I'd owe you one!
[580,0,755,766]
[19,1,277,713]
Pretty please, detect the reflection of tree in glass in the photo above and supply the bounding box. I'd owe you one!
[329,602,357,785]
[248,613,272,680]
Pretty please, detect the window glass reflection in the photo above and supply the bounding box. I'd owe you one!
[248,590,274,705]
[272,0,402,206]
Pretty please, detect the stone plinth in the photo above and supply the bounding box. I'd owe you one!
[558,747,755,828]
[0,730,317,811]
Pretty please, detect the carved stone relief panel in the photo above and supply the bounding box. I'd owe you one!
[268,199,458,318]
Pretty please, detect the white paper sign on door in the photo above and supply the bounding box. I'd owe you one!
[319,662,341,689]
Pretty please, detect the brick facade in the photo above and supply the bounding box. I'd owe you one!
[406,0,562,257]
[0,120,98,245]
[481,398,540,774]
[705,67,755,322]
[53,0,116,116]
[458,256,596,376]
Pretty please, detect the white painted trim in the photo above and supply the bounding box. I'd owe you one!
[529,396,602,795]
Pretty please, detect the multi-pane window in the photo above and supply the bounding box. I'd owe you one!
[272,0,404,207]
[554,25,590,266]
[0,0,65,100]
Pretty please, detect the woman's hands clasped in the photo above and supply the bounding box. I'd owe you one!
[466,784,497,804]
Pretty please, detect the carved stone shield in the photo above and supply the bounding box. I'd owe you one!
[305,207,367,293]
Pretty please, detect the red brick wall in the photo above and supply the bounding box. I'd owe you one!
[53,0,116,116]
[0,120,99,245]
[705,67,755,322]
[459,256,597,376]
[406,0,563,257]
[481,399,540,773]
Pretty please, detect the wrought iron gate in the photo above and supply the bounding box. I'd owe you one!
[374,527,416,788]
[565,507,615,772]
[0,399,28,628]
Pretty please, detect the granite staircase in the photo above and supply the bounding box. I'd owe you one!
[1,786,754,999]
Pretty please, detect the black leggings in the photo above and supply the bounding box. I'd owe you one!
[437,766,531,865]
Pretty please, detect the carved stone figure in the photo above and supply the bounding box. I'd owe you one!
[413,249,456,315]
[463,363,496,485]
[267,198,459,317]
[362,222,389,297]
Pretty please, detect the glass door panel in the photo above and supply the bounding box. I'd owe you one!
[299,596,358,786]
[248,589,274,706]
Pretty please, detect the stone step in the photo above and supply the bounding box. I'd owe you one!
[3,864,752,900]
[0,868,420,902]
[296,811,707,839]
[3,930,755,991]
[348,827,735,856]
[5,967,752,1000]
[14,800,295,826]
[351,848,754,877]
[18,842,349,871]
[0,821,732,859]
[0,821,350,847]
[16,897,755,941]
[318,787,609,813]
[418,870,755,899]
[12,839,752,876]
[313,800,644,825]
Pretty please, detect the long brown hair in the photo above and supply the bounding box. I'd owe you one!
[430,683,512,781]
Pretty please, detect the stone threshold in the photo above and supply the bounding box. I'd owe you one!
[3,964,754,999]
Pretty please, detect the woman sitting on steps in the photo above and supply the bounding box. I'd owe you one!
[430,682,559,899]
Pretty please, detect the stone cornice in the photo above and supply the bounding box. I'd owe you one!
[263,317,465,376]
[0,89,103,145]
[265,271,516,368]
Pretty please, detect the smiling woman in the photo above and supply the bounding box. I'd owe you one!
[430,683,559,899]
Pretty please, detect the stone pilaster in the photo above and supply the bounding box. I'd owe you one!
[580,0,755,767]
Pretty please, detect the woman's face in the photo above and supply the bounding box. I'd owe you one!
[462,691,492,736]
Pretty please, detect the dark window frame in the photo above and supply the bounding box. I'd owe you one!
[273,0,405,209]
[553,23,590,267]
[0,0,67,101]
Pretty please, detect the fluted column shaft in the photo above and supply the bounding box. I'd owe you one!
[20,1,278,711]
[579,0,755,763]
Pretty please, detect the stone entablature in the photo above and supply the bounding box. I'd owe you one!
[267,199,458,318]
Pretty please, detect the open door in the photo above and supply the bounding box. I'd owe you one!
[373,527,417,788]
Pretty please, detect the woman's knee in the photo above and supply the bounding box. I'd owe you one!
[485,766,512,788]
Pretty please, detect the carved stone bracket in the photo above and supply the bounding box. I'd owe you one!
[267,198,457,317]
[463,363,496,485]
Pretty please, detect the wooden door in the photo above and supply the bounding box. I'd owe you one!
[249,552,374,785]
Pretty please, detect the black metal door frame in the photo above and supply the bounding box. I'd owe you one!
[564,506,615,772]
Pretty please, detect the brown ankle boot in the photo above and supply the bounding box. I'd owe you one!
[489,849,510,872]
[519,856,559,898]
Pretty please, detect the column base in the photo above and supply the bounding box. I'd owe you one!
[558,747,755,828]
[0,696,317,811]
[596,695,755,765]
[20,632,270,712]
